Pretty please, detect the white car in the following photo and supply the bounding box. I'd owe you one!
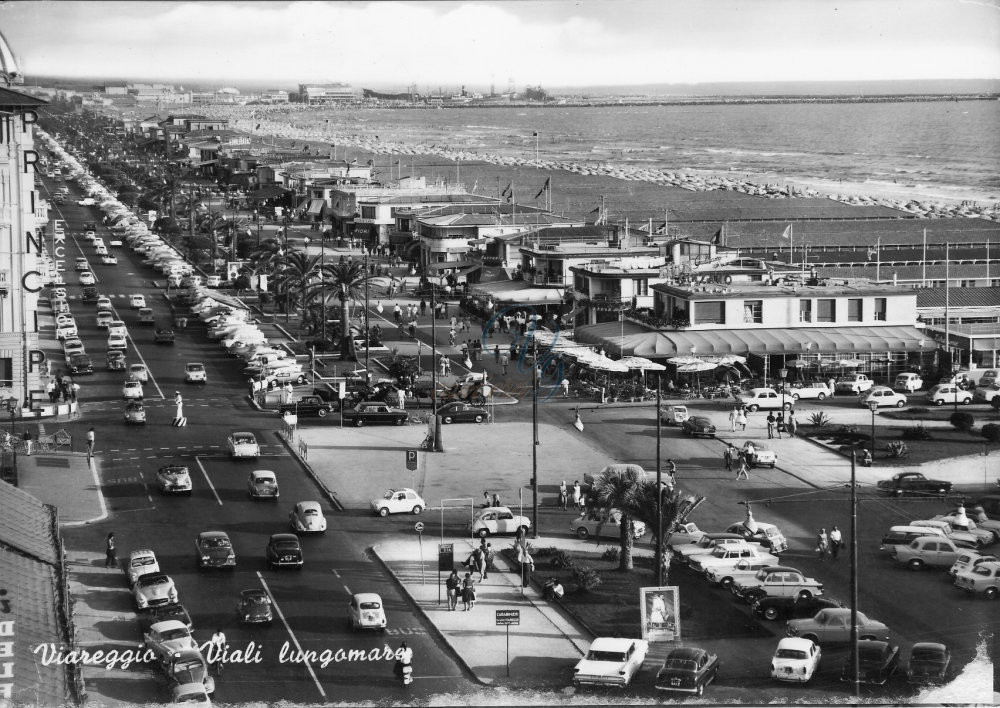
[128,363,149,382]
[571,509,647,541]
[109,237,123,247]
[55,323,78,340]
[289,501,327,533]
[108,320,127,338]
[126,549,160,586]
[860,386,907,408]
[143,619,195,661]
[206,275,222,287]
[62,338,85,358]
[185,362,207,383]
[102,254,118,265]
[781,382,831,401]
[55,313,75,328]
[107,332,128,351]
[156,465,193,495]
[77,197,96,206]
[96,311,114,328]
[171,683,211,707]
[371,488,426,516]
[739,388,793,412]
[470,506,530,538]
[248,470,280,500]
[130,294,146,309]
[926,383,972,406]
[228,431,260,459]
[96,296,112,311]
[770,637,821,683]
[133,574,178,612]
[75,257,89,271]
[122,380,143,400]
[973,384,1000,403]
[347,592,387,631]
[78,271,96,286]
[95,244,108,256]
[573,637,649,687]
[742,441,777,468]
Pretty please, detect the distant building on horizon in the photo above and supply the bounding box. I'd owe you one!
[298,83,355,103]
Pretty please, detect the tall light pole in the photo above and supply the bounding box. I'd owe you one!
[868,399,878,456]
[849,450,860,699]
[655,375,663,585]
[779,367,788,413]
[363,251,369,375]
[531,334,539,539]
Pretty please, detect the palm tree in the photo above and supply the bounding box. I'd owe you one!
[591,464,646,571]
[323,261,371,361]
[627,483,704,584]
[272,251,330,323]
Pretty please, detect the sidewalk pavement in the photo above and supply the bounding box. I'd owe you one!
[15,450,106,526]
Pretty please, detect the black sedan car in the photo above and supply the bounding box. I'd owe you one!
[140,603,193,632]
[751,595,843,622]
[876,471,952,496]
[265,533,303,569]
[906,642,950,685]
[67,353,93,375]
[236,589,273,625]
[341,402,408,427]
[655,646,720,696]
[437,402,491,424]
[681,415,716,438]
[841,639,900,685]
[278,396,333,418]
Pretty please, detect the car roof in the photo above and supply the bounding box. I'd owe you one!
[252,470,276,478]
[198,530,229,539]
[777,637,816,650]
[352,592,382,603]
[269,533,299,543]
[149,620,186,632]
[129,549,155,558]
[591,637,639,652]
[232,431,256,437]
[478,506,515,514]
[911,642,948,652]
[296,501,322,511]
[388,488,417,494]
[665,646,703,660]
[759,566,799,573]
[241,588,268,598]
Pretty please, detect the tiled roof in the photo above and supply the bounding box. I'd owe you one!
[0,481,58,564]
[916,287,1000,308]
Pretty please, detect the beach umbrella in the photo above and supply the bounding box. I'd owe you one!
[620,356,666,371]
[668,355,707,366]
[677,360,715,392]
[785,359,809,368]
[837,359,864,367]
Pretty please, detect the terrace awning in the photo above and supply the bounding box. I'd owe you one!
[306,199,326,216]
[470,280,564,304]
[426,260,475,273]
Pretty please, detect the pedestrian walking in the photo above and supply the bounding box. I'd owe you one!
[210,629,227,676]
[393,303,402,323]
[572,481,582,510]
[446,569,460,610]
[519,549,534,588]
[559,480,568,510]
[448,329,456,346]
[450,315,457,330]
[462,573,475,610]
[493,345,501,364]
[664,459,677,487]
[408,320,416,338]
[561,378,571,398]
[283,382,294,404]
[473,340,482,362]
[766,412,776,439]
[500,352,509,375]
[47,380,57,404]
[22,430,33,456]
[86,427,96,457]
[724,445,733,471]
[439,355,449,376]
[471,546,486,581]
[787,412,798,437]
[419,299,427,317]
[827,378,836,397]
[71,381,80,403]
[829,526,843,560]
[104,532,116,568]
[484,543,494,579]
[735,456,750,480]
[728,406,738,432]
[396,387,406,410]
[816,529,830,561]
[736,408,747,431]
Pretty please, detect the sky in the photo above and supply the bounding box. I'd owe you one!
[2,0,999,89]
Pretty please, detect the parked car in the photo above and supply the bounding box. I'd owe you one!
[879,525,948,552]
[771,637,821,683]
[704,559,773,589]
[953,560,1000,599]
[931,510,996,546]
[143,620,195,662]
[731,566,824,603]
[973,383,1000,404]
[841,640,900,685]
[347,592,387,632]
[237,589,273,624]
[894,372,924,392]
[156,465,192,495]
[835,374,874,395]
[660,405,689,425]
[163,650,214,698]
[342,402,408,427]
[470,506,530,538]
[724,516,788,553]
[739,388,793,412]
[664,522,708,547]
[752,595,844,622]
[909,519,981,549]
[876,471,952,496]
[786,608,890,644]
[891,536,963,570]
[672,536,750,563]
[133,573,178,611]
[124,401,146,425]
[860,386,907,408]
[781,382,831,401]
[570,509,647,541]
[574,637,649,688]
[948,550,998,578]
[184,362,207,383]
[142,604,193,633]
[67,353,93,375]
[126,549,160,587]
[55,322,78,340]
[654,646,718,695]
[371,488,426,516]
[438,401,491,424]
[688,545,779,575]
[289,501,327,533]
[247,470,279,500]
[154,328,175,344]
[906,642,951,685]
[75,257,89,271]
[681,415,717,438]
[926,383,972,406]
[228,432,260,459]
[265,533,303,570]
[195,531,236,570]
[278,396,333,419]
[741,441,777,468]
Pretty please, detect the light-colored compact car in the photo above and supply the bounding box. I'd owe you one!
[771,637,821,683]
[157,465,192,495]
[133,573,178,611]
[143,619,195,660]
[891,536,963,570]
[688,545,779,574]
[55,322,78,340]
[835,374,874,395]
[573,637,649,688]
[470,506,530,538]
[126,549,160,587]
[228,432,260,459]
[96,311,114,328]
[973,383,1000,403]
[347,592,387,631]
[96,296,112,311]
[948,550,998,579]
[138,307,155,324]
[195,531,236,570]
[860,386,907,408]
[185,362,207,383]
[570,509,647,541]
[740,388,793,412]
[371,488,425,516]
[163,649,214,696]
[660,405,689,425]
[129,294,146,309]
[781,382,831,401]
[108,320,126,338]
[122,380,144,400]
[78,271,96,286]
[107,330,128,350]
[742,441,777,468]
[101,254,118,265]
[128,363,149,383]
[953,561,1000,599]
[290,501,327,533]
[786,608,890,645]
[248,470,279,500]
[926,383,973,406]
[894,372,923,392]
[704,559,773,589]
[724,516,789,554]
[731,565,824,602]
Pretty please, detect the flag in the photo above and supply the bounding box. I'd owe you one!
[351,158,358,164]
[780,225,792,240]
[501,182,512,197]
[589,207,600,214]
[534,177,550,199]
[711,227,723,245]
[533,131,538,137]
[255,123,261,130]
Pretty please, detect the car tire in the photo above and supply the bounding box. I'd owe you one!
[412,506,422,515]
[934,399,944,406]
[296,375,305,384]
[474,415,484,423]
[378,507,389,517]
[896,400,905,408]
[354,419,364,427]
[908,558,924,570]
[791,393,800,401]
[798,590,813,600]
[762,606,780,621]
[961,397,971,405]
[443,416,453,424]
[816,393,826,401]
[719,577,734,590]
[985,587,998,600]
[860,635,877,641]
[317,409,328,418]
[477,528,489,538]
[695,684,704,697]
[748,404,759,412]
[782,402,792,411]
[576,527,590,540]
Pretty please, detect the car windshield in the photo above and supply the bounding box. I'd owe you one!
[163,468,186,477]
[359,601,381,610]
[382,491,397,500]
[176,690,208,703]
[765,528,780,538]
[132,557,155,567]
[202,536,231,548]
[587,650,627,662]
[911,648,943,661]
[234,435,254,444]
[664,658,697,670]
[161,628,187,641]
[255,477,275,485]
[140,576,166,587]
[776,649,807,659]
[245,594,269,605]
[303,509,319,517]
[176,659,202,672]
[187,364,204,371]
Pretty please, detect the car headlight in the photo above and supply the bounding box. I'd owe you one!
[244,614,251,621]
[201,555,210,561]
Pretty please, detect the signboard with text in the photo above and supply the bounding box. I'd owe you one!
[495,609,520,626]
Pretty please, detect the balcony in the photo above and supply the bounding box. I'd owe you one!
[526,272,565,286]
[578,293,629,311]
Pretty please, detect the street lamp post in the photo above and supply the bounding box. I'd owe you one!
[868,400,878,456]
[779,367,788,412]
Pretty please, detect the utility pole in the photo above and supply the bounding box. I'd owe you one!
[849,451,860,699]
[531,335,539,539]
[655,375,663,585]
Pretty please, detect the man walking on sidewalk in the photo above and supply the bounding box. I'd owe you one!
[104,532,117,568]
[86,427,96,458]
[446,570,460,610]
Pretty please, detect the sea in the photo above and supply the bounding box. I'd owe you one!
[281,99,1000,201]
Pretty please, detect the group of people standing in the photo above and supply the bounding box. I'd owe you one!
[45,371,80,405]
[558,480,585,512]
[727,405,798,438]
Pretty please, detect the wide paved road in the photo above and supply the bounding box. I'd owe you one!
[51,192,470,704]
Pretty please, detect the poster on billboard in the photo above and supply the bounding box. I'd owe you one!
[639,586,680,642]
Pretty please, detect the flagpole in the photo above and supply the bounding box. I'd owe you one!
[790,224,794,266]
[876,237,881,282]
[534,131,539,168]
[922,228,927,287]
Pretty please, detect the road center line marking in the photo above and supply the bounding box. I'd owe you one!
[256,572,326,699]
[343,584,352,595]
[193,455,223,506]
[331,570,340,579]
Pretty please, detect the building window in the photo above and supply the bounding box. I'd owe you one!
[847,298,863,322]
[632,279,649,297]
[693,301,725,325]
[799,299,812,323]
[360,205,376,219]
[817,299,836,323]
[743,300,763,324]
[0,358,12,388]
[873,297,887,321]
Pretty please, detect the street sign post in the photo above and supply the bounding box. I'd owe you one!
[438,543,453,605]
[415,522,425,585]
[406,448,418,489]
[495,609,520,676]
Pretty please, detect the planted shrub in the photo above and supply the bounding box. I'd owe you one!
[949,411,975,433]
[809,412,830,428]
[901,425,933,441]
[601,547,620,563]
[982,423,1000,444]
[549,550,574,569]
[836,424,860,436]
[571,565,602,593]
[885,440,909,458]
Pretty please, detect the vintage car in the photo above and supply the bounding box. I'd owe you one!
[81,286,99,303]
[55,322,78,340]
[741,441,777,468]
[574,637,649,688]
[570,509,647,541]
[130,294,146,308]
[290,501,327,533]
[877,472,952,496]
[909,519,981,549]
[841,640,900,685]
[731,566,824,603]
[932,509,998,546]
[787,608,890,644]
[835,374,874,395]
[133,573,178,611]
[163,649,214,695]
[724,515,788,553]
[688,545,779,575]
[128,363,150,383]
[265,533,303,570]
[206,275,222,287]
[860,386,908,408]
[894,372,924,392]
[347,592,387,632]
[752,594,843,622]
[469,506,530,538]
[342,401,408,427]
[143,620,197,663]
[660,405,689,425]
[278,396,333,419]
[78,271,96,286]
[953,560,1000,599]
[906,642,951,684]
[781,382,831,400]
[681,416,717,438]
[228,432,260,459]
[141,604,193,633]
[63,338,85,358]
[654,646,719,695]
[704,559,774,589]
[973,383,1000,403]
[126,549,159,587]
[671,536,750,563]
[771,637,821,683]
[195,531,236,570]
[75,257,89,272]
[157,465,192,495]
[154,328,175,344]
[892,536,964,570]
[68,354,94,376]
[926,383,973,406]
[184,362,207,383]
[95,296,112,311]
[664,522,707,547]
[106,350,126,371]
[437,401,492,424]
[265,366,308,389]
[107,332,128,351]
[137,307,155,324]
[247,470,279,500]
[739,388,793,412]
[122,380,143,400]
[963,505,1000,541]
[948,550,998,578]
[371,488,426,516]
[237,589,273,624]
[124,400,146,425]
